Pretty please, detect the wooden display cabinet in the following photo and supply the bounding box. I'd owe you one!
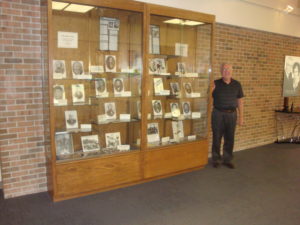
[46,0,215,201]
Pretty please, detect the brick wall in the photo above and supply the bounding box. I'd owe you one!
[214,23,300,151]
[1,1,300,199]
[0,0,47,198]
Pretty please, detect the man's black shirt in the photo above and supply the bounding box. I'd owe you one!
[212,78,244,110]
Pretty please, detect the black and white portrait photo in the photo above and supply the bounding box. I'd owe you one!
[170,82,180,95]
[147,123,160,143]
[170,102,180,117]
[149,58,166,74]
[53,60,66,79]
[104,102,117,120]
[105,132,121,149]
[152,100,162,116]
[184,82,192,95]
[72,84,85,103]
[177,62,186,74]
[283,56,300,97]
[53,85,66,105]
[113,78,124,94]
[55,133,74,156]
[71,61,84,77]
[81,135,100,152]
[182,102,191,116]
[95,78,107,96]
[65,110,78,129]
[172,121,184,141]
[105,55,117,72]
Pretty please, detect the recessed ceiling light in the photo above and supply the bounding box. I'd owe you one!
[283,5,294,13]
[52,1,69,10]
[64,4,94,13]
[164,19,204,26]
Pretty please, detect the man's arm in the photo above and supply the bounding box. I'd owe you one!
[237,98,244,126]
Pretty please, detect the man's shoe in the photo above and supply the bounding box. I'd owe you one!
[212,161,220,168]
[223,162,235,169]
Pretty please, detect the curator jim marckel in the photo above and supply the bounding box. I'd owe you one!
[211,63,244,169]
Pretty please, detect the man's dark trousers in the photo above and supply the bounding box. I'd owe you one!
[212,108,237,163]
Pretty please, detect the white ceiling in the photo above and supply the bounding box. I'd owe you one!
[242,0,300,16]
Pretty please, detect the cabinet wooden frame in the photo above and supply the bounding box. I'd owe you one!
[46,0,215,201]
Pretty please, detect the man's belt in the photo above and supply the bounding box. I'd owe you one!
[215,107,236,113]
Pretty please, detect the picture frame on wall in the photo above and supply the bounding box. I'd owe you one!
[81,135,100,152]
[53,60,66,79]
[283,55,300,97]
[55,133,74,157]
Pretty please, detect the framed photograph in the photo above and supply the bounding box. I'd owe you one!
[177,62,186,74]
[95,78,107,96]
[283,55,300,97]
[81,135,100,152]
[104,102,117,120]
[184,82,193,95]
[105,132,121,149]
[71,61,84,77]
[147,123,160,143]
[65,110,78,129]
[152,100,163,116]
[172,121,184,141]
[72,84,85,103]
[55,133,74,156]
[149,25,160,54]
[53,85,67,105]
[170,82,180,95]
[153,78,164,94]
[149,58,166,74]
[53,60,66,79]
[182,102,191,116]
[100,17,119,51]
[105,55,117,72]
[170,102,180,117]
[113,78,124,94]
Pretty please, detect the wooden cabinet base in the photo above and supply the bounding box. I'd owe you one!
[144,140,208,178]
[52,140,208,201]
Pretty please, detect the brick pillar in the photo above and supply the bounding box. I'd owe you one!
[0,0,47,198]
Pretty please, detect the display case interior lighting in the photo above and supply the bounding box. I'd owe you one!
[64,4,94,13]
[283,5,294,13]
[164,19,203,26]
[52,1,69,10]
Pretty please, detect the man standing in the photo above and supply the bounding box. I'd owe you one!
[212,63,244,169]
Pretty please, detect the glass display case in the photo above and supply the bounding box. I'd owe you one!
[46,0,214,201]
[50,2,143,162]
[146,14,212,148]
